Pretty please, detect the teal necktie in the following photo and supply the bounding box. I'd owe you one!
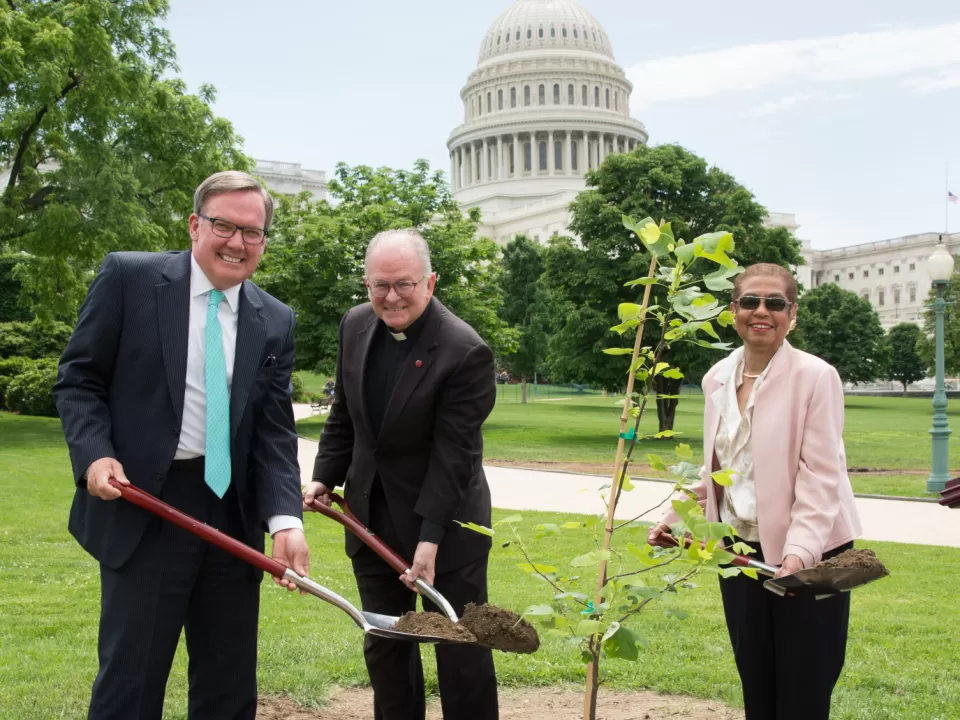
[204,289,231,498]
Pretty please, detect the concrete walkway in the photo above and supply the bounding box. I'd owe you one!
[292,404,960,549]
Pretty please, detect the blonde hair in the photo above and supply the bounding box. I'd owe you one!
[193,171,274,230]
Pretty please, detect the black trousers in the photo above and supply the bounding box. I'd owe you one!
[719,540,853,720]
[352,483,498,720]
[88,459,261,720]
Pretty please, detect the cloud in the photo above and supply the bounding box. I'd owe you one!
[627,23,960,105]
[739,92,854,118]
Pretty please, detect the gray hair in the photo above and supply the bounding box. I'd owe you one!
[364,229,433,276]
[193,171,275,230]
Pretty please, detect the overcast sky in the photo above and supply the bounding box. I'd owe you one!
[164,0,960,249]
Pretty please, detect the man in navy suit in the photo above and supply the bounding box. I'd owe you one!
[54,171,309,720]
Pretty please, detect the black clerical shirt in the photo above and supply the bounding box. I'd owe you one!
[363,303,445,544]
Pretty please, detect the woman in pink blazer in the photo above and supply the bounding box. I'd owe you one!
[648,263,862,720]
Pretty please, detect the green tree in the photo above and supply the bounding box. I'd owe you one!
[257,160,514,372]
[0,255,33,322]
[886,323,927,394]
[791,283,889,383]
[917,265,960,376]
[544,144,803,429]
[0,0,248,319]
[498,235,548,402]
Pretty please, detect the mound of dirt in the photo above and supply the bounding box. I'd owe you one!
[393,611,477,643]
[459,602,540,654]
[814,548,889,575]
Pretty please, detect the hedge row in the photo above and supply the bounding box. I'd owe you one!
[0,356,58,417]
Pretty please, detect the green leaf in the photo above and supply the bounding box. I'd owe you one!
[691,231,737,268]
[703,265,745,291]
[711,469,735,487]
[522,604,556,619]
[610,319,640,335]
[623,215,671,257]
[664,606,690,620]
[562,521,584,529]
[731,541,757,555]
[495,514,523,526]
[626,541,662,566]
[662,367,684,379]
[534,523,561,537]
[454,520,494,536]
[653,429,677,438]
[675,443,693,459]
[653,361,670,375]
[717,309,736,327]
[575,619,604,637]
[647,454,667,471]
[570,550,612,567]
[618,303,645,321]
[741,568,759,580]
[624,277,659,287]
[618,473,635,492]
[603,347,636,356]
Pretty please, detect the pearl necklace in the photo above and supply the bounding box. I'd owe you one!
[743,372,761,379]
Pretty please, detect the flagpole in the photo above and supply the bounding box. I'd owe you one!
[947,161,950,235]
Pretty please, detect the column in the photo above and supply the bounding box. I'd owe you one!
[481,138,489,183]
[581,131,588,173]
[599,133,606,164]
[497,136,504,180]
[547,130,555,174]
[512,133,519,177]
[456,146,462,188]
[564,131,572,176]
[467,143,474,185]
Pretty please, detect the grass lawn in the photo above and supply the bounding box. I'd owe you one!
[296,381,957,498]
[2,412,959,719]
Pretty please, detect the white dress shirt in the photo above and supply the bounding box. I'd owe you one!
[176,255,302,536]
[712,345,783,543]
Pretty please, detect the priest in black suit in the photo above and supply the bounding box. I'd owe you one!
[303,229,498,720]
[54,171,309,720]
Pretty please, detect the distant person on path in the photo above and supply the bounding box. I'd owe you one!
[302,229,498,720]
[54,170,309,720]
[648,263,862,720]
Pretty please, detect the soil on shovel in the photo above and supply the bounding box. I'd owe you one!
[393,611,477,643]
[459,602,540,654]
[813,548,889,574]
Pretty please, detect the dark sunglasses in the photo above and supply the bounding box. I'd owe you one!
[736,295,791,313]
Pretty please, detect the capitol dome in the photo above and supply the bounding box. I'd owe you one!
[477,0,614,63]
[447,0,648,244]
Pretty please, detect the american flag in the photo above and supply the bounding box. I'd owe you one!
[950,191,959,204]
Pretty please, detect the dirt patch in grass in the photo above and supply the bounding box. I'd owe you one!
[258,687,744,719]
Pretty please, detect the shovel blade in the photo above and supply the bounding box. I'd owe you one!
[764,566,888,597]
[361,611,453,644]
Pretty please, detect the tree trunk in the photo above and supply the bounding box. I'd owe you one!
[521,376,528,404]
[655,375,682,433]
[583,641,600,719]
[902,381,908,397]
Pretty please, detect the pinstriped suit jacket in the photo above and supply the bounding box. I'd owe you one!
[54,250,303,569]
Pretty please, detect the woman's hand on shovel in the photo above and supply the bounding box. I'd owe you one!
[302,481,333,510]
[401,541,438,592]
[774,554,804,578]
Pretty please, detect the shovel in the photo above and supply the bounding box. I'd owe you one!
[111,481,457,644]
[670,536,887,597]
[306,494,460,622]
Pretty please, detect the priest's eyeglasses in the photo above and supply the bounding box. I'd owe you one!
[199,213,268,244]
[367,277,427,298]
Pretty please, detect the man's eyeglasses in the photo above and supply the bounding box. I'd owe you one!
[199,213,267,245]
[367,277,426,298]
[736,295,792,313]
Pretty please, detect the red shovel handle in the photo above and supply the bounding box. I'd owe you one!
[110,480,288,578]
[309,494,412,576]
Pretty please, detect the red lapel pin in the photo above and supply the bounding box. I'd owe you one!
[415,360,423,368]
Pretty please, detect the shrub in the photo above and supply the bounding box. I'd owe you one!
[0,320,73,359]
[291,372,306,402]
[4,357,58,417]
[0,357,36,407]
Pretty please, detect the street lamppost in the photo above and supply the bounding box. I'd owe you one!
[927,238,955,494]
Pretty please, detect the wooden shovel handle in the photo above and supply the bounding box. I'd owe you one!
[309,494,412,575]
[110,480,288,578]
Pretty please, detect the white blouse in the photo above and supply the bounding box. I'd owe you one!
[712,345,784,542]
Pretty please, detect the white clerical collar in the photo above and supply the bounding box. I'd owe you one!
[389,331,407,341]
[190,254,241,313]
